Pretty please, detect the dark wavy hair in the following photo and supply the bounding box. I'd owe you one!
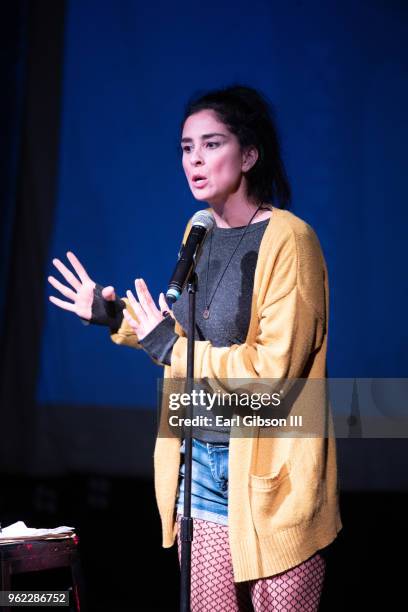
[180,85,291,209]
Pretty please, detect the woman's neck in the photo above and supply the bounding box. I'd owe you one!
[209,196,272,228]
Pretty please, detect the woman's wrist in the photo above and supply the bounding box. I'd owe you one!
[139,314,179,365]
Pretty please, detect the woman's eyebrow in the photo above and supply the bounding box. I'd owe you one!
[181,132,227,143]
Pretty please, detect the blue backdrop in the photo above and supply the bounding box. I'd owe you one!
[37,0,408,410]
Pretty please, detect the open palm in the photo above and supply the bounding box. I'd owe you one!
[48,251,115,321]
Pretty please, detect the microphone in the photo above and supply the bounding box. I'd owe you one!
[166,210,215,304]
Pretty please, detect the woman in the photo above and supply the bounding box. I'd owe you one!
[48,85,342,611]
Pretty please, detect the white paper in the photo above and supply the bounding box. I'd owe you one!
[0,521,75,543]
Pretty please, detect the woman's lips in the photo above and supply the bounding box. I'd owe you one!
[192,178,208,189]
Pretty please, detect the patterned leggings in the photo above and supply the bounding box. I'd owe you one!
[176,515,326,612]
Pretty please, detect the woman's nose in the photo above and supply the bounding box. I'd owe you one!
[190,147,204,165]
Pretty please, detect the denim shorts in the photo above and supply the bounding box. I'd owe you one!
[176,438,229,525]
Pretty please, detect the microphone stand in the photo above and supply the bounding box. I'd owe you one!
[179,271,197,612]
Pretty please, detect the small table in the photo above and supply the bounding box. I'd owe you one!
[0,536,85,611]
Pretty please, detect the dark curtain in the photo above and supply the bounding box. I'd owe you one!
[0,0,65,471]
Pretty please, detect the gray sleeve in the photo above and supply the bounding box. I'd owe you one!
[139,314,179,366]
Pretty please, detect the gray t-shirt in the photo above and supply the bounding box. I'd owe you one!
[140,218,270,443]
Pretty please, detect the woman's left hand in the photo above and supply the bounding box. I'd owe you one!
[123,278,171,341]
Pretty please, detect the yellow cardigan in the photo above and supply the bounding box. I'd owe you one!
[111,206,342,582]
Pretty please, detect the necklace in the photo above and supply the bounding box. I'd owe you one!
[202,204,266,320]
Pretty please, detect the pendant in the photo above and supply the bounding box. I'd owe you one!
[203,308,210,320]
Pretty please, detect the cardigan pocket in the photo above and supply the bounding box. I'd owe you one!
[249,461,291,491]
[249,462,292,534]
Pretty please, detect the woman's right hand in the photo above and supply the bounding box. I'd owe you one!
[48,251,117,321]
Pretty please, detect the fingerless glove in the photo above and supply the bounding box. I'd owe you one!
[81,284,126,332]
[139,314,179,366]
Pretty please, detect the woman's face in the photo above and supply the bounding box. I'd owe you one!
[181,109,251,205]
